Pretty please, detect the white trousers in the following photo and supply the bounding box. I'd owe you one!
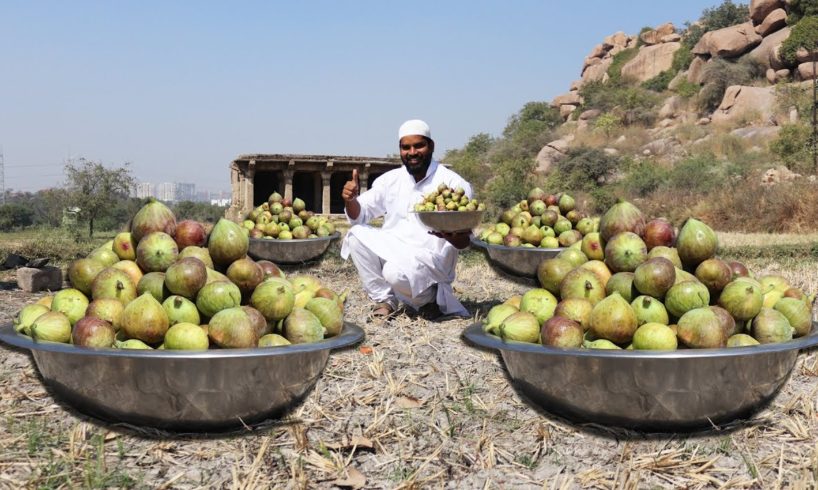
[346,234,436,311]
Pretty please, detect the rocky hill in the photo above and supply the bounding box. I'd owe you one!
[539,0,817,184]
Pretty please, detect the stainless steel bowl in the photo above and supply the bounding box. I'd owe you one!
[470,237,563,278]
[248,232,340,264]
[0,322,364,431]
[414,210,484,233]
[463,322,818,431]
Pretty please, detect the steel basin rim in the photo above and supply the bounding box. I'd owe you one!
[0,322,364,359]
[463,322,818,360]
[248,231,340,246]
[469,236,564,253]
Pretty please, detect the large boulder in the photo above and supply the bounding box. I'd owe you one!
[687,56,709,85]
[750,0,785,24]
[711,85,777,124]
[621,42,681,82]
[754,8,787,36]
[796,47,818,63]
[748,26,791,70]
[588,43,607,59]
[797,62,817,80]
[552,91,582,107]
[640,23,675,46]
[535,137,573,175]
[603,31,631,49]
[693,23,762,58]
[582,57,613,83]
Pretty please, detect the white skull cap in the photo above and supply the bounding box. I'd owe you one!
[398,119,432,140]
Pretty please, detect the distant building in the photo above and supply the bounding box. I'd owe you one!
[211,198,231,207]
[156,182,176,202]
[176,183,196,202]
[135,182,154,199]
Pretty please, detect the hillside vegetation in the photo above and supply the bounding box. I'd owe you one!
[444,0,818,233]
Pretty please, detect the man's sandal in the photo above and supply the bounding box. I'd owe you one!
[370,302,395,320]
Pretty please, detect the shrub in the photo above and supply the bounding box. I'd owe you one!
[443,133,495,190]
[664,154,721,193]
[550,146,622,193]
[775,82,813,118]
[606,48,639,84]
[786,0,818,24]
[697,57,764,113]
[621,160,669,196]
[580,82,660,126]
[642,70,675,92]
[593,113,621,139]
[674,79,701,98]
[0,204,34,231]
[671,45,694,72]
[779,16,818,65]
[484,157,537,212]
[769,123,813,173]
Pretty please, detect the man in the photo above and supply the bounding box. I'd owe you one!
[340,119,473,320]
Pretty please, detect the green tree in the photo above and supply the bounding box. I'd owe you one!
[64,158,136,237]
[683,1,750,49]
[0,203,34,231]
[172,201,228,223]
[786,0,818,23]
[551,146,622,193]
[443,133,495,190]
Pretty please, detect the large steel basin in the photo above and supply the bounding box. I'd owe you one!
[463,322,818,431]
[247,232,339,264]
[0,322,363,431]
[470,237,563,278]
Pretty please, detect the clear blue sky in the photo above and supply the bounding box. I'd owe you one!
[1,0,723,194]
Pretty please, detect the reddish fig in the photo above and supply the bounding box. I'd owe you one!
[695,259,732,296]
[174,220,207,249]
[643,218,676,250]
[72,316,116,348]
[164,257,208,299]
[540,317,583,348]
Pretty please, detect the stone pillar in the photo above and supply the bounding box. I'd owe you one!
[230,164,240,207]
[245,160,256,214]
[226,163,243,221]
[360,163,371,193]
[283,165,294,203]
[321,171,332,215]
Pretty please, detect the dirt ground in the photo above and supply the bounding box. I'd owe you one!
[1,249,817,489]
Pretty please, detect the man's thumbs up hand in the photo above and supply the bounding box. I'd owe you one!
[342,169,360,203]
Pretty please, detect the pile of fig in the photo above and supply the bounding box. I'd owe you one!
[478,187,597,248]
[483,199,815,350]
[413,183,485,212]
[13,198,346,351]
[243,192,336,240]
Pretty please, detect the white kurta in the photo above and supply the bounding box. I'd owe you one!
[340,160,473,317]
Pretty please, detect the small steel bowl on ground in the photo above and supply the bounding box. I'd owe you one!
[248,232,340,265]
[470,237,563,278]
[413,210,484,233]
[462,323,818,431]
[0,322,364,431]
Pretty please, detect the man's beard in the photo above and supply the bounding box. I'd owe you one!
[402,153,432,178]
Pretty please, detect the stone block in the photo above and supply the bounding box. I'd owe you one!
[17,267,63,293]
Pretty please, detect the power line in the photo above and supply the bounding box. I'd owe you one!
[0,147,5,205]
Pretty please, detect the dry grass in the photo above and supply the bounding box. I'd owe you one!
[1,244,818,488]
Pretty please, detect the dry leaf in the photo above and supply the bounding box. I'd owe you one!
[359,346,373,355]
[396,396,423,409]
[333,467,366,489]
[325,436,375,451]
